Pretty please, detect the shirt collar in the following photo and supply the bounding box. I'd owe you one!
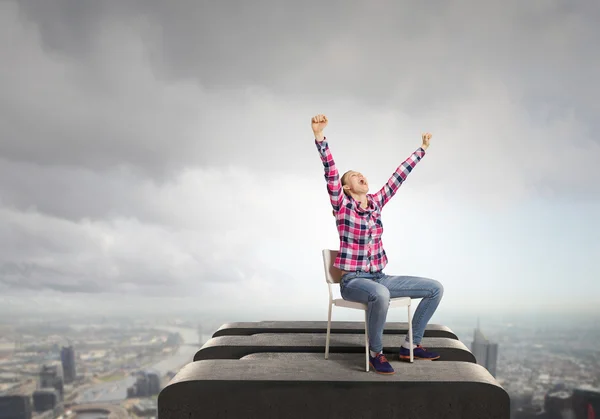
[350,195,374,214]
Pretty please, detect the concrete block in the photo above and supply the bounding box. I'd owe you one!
[194,333,475,363]
[213,320,458,339]
[159,357,509,418]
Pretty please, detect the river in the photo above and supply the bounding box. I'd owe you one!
[76,326,204,403]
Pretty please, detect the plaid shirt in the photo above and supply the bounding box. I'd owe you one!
[316,138,426,272]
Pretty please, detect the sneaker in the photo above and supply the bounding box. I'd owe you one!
[399,345,440,361]
[369,353,395,374]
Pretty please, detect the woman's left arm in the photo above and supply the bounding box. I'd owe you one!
[372,133,432,209]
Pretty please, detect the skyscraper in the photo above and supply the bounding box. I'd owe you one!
[39,363,64,400]
[148,372,161,395]
[0,395,32,419]
[60,345,76,384]
[32,389,59,413]
[471,319,499,377]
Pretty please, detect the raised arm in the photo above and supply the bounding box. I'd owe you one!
[372,133,432,209]
[313,114,344,212]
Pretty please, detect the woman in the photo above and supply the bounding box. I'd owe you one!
[312,113,444,375]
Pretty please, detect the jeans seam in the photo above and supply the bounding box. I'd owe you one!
[341,285,385,353]
[404,288,438,343]
[412,300,430,342]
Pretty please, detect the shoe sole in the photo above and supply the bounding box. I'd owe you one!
[399,355,440,361]
[369,362,395,374]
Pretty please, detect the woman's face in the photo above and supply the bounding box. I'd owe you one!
[343,170,369,194]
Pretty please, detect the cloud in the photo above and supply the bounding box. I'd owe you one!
[1,1,205,177]
[0,162,336,297]
[5,0,600,175]
[0,0,599,314]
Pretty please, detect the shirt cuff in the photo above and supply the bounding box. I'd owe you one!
[315,137,328,149]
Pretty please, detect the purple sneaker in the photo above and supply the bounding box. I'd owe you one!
[369,353,395,374]
[399,345,440,361]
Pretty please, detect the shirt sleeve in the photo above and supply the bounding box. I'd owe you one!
[372,147,426,209]
[315,137,344,212]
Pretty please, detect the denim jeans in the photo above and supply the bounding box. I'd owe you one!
[340,271,444,353]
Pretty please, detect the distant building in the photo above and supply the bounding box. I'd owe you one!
[127,370,161,398]
[39,363,62,387]
[60,346,76,384]
[0,395,32,419]
[471,319,499,377]
[572,386,600,419]
[544,389,574,419]
[134,398,158,417]
[38,363,64,400]
[148,372,161,394]
[510,389,535,416]
[32,389,59,413]
[136,373,150,397]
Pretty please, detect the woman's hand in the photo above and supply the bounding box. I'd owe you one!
[421,132,432,150]
[312,114,328,142]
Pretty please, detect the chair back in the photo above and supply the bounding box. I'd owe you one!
[322,249,343,284]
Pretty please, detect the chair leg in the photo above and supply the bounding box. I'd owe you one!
[325,303,332,359]
[408,304,414,363]
[364,311,369,372]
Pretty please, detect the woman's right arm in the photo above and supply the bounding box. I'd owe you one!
[312,114,343,212]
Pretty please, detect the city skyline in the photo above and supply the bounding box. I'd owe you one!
[471,318,499,377]
[1,310,599,417]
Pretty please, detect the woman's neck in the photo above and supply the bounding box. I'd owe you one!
[350,193,369,209]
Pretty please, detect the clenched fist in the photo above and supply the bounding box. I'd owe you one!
[421,132,432,150]
[311,114,328,142]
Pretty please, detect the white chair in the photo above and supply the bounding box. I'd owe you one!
[322,249,414,372]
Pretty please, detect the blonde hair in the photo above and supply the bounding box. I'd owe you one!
[332,170,353,216]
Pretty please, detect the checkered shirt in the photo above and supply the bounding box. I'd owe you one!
[316,137,426,272]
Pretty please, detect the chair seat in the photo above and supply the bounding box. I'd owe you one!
[332,299,366,310]
[389,297,411,308]
[333,296,411,311]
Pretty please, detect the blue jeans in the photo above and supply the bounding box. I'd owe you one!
[340,271,444,353]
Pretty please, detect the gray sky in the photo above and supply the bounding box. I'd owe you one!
[1,0,599,323]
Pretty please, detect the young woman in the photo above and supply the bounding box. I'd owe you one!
[312,114,444,375]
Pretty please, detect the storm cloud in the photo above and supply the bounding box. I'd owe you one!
[1,0,599,316]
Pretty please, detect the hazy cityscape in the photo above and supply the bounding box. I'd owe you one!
[0,310,598,418]
[0,313,220,418]
[459,316,600,418]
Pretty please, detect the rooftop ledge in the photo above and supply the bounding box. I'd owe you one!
[213,321,458,339]
[159,321,509,419]
[195,334,474,363]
